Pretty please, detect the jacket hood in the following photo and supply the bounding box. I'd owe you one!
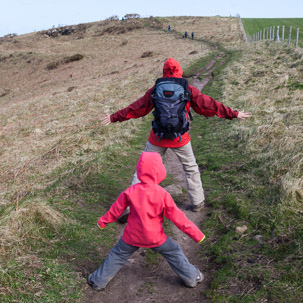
[163,58,183,78]
[137,152,166,184]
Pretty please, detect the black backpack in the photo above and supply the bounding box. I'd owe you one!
[150,77,192,142]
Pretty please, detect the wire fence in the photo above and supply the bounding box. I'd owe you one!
[237,14,248,42]
[247,25,301,48]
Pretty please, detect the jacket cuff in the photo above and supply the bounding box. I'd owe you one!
[198,235,205,244]
[96,223,104,230]
[97,220,106,229]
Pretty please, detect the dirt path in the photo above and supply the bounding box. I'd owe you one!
[85,39,229,303]
[85,151,210,303]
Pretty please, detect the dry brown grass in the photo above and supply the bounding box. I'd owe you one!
[0,20,209,208]
[162,16,245,45]
[0,199,64,254]
[0,17,244,255]
[220,41,303,212]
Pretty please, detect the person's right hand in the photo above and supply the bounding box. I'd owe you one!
[100,115,111,126]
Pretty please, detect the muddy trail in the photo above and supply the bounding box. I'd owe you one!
[84,42,231,303]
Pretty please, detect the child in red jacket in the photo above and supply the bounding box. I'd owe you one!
[87,152,205,290]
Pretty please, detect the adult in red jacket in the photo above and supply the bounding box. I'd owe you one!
[87,152,205,290]
[101,58,251,215]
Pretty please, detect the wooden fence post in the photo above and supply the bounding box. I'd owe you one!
[282,25,285,41]
[263,28,266,40]
[275,26,280,41]
[272,26,275,39]
[266,27,269,39]
[288,26,292,45]
[295,28,299,48]
[270,26,272,40]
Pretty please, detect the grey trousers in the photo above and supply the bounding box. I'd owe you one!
[133,141,205,206]
[88,237,200,289]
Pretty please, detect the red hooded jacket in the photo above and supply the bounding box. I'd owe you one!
[97,152,205,247]
[110,58,238,148]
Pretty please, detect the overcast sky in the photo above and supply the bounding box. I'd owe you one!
[0,0,302,37]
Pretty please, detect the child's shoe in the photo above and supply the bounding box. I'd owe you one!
[87,274,105,291]
[184,269,204,288]
[196,270,204,283]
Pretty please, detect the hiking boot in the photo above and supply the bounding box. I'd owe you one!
[87,274,105,291]
[192,202,204,212]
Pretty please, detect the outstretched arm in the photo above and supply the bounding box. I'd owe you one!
[101,87,154,124]
[189,85,252,120]
[97,191,130,229]
[164,192,205,243]
[189,85,238,119]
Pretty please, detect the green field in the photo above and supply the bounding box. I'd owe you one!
[242,18,303,46]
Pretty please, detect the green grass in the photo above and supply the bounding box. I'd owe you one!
[0,118,152,302]
[2,36,303,301]
[183,52,217,77]
[189,50,303,302]
[242,18,303,46]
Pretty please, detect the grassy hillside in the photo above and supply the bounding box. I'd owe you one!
[0,16,242,302]
[242,18,303,46]
[1,15,302,302]
[198,40,303,302]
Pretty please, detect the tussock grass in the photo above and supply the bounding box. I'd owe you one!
[0,199,64,255]
[209,42,303,291]
[223,42,303,210]
[0,16,245,300]
[190,40,303,301]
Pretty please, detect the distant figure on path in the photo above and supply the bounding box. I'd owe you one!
[168,25,171,32]
[191,32,194,40]
[87,152,206,290]
[184,31,188,38]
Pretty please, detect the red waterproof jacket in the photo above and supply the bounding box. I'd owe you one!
[97,152,205,247]
[110,58,238,148]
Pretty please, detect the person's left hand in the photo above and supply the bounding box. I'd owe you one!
[237,111,252,120]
